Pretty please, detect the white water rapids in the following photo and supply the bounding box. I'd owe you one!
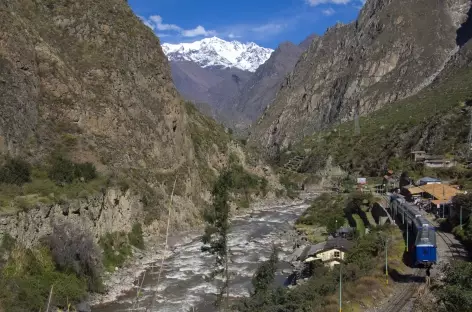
[92,195,316,312]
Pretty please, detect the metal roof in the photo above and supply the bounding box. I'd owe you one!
[419,177,441,183]
[419,184,461,201]
[408,187,424,194]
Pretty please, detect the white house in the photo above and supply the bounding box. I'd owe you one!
[301,237,354,268]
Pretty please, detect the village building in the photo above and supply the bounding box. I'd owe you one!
[424,158,457,168]
[297,237,354,268]
[401,183,462,217]
[411,151,457,168]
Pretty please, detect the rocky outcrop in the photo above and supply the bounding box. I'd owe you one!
[0,188,142,247]
[249,0,472,156]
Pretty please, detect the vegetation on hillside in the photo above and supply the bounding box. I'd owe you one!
[0,155,103,215]
[280,67,472,177]
[234,226,406,312]
[0,223,105,311]
[295,192,374,242]
[448,193,472,250]
[0,219,145,310]
[434,261,472,312]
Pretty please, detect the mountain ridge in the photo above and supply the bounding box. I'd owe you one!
[162,37,273,72]
[249,0,472,156]
[166,35,316,130]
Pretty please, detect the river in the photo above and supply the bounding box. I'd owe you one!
[92,194,316,312]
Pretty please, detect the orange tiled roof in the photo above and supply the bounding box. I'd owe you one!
[419,184,462,201]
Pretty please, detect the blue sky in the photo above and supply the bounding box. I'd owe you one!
[130,0,365,49]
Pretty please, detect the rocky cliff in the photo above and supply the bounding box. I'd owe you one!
[0,188,142,248]
[0,0,280,244]
[249,0,472,156]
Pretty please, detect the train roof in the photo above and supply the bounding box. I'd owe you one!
[414,218,436,246]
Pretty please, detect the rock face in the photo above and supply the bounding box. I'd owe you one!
[249,0,472,155]
[0,0,273,243]
[0,0,188,171]
[0,188,142,248]
[234,40,312,128]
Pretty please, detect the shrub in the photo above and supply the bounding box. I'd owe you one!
[99,232,132,271]
[0,246,87,312]
[44,222,104,292]
[0,158,31,185]
[75,162,97,182]
[48,154,98,185]
[435,261,472,311]
[48,155,76,184]
[128,223,145,250]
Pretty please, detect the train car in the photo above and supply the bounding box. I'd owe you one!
[389,196,437,266]
[412,217,437,266]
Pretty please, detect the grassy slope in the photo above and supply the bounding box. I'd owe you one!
[283,66,472,176]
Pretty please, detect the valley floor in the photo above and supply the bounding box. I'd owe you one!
[90,193,319,310]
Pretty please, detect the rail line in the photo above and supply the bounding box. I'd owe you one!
[435,230,463,260]
[379,268,424,312]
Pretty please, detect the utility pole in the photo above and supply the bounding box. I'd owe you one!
[385,238,389,285]
[339,262,342,312]
[406,221,409,252]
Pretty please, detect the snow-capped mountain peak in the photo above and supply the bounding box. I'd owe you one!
[162,37,274,72]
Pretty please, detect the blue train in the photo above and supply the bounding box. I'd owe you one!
[389,195,437,266]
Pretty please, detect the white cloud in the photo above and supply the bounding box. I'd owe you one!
[306,0,350,6]
[322,7,336,15]
[252,23,285,34]
[228,33,241,39]
[149,15,182,31]
[181,25,216,37]
[139,15,216,38]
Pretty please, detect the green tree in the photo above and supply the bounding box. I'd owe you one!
[201,169,233,311]
[435,262,472,312]
[252,246,278,295]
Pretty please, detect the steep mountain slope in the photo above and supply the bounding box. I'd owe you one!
[0,0,278,235]
[167,35,316,130]
[170,60,252,122]
[282,57,472,177]
[235,39,317,127]
[250,0,472,156]
[298,34,318,50]
[162,37,273,72]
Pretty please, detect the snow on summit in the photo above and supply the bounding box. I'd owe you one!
[161,37,273,72]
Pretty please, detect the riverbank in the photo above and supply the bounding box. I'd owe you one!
[89,192,321,308]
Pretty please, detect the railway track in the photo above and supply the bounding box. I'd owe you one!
[381,226,467,312]
[379,268,424,312]
[435,230,464,260]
